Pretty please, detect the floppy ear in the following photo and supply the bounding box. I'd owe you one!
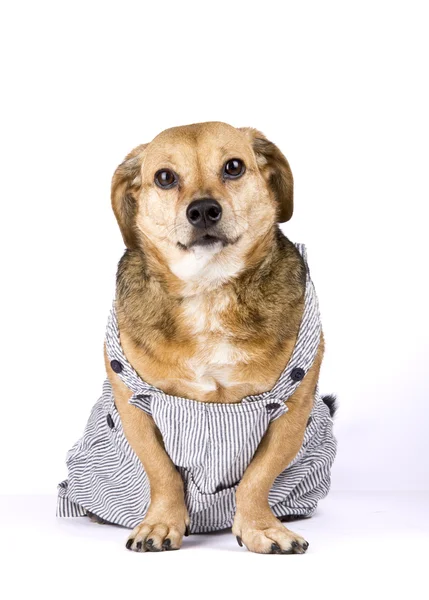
[111,144,148,249]
[239,127,294,223]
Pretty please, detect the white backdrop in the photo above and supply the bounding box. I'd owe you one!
[1,0,428,496]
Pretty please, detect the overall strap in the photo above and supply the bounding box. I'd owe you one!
[105,303,159,413]
[268,243,322,403]
[295,243,309,272]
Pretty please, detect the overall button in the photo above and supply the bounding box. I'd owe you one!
[307,416,313,427]
[266,402,281,411]
[291,367,305,382]
[106,413,115,429]
[110,359,123,373]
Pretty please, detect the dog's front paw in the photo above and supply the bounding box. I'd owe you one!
[233,511,309,554]
[125,503,189,553]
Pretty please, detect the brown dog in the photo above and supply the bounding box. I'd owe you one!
[104,121,324,554]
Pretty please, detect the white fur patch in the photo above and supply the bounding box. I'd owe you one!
[182,292,230,334]
[184,337,250,390]
[189,377,218,392]
[169,244,243,294]
[208,341,238,365]
[185,360,217,391]
[182,296,208,334]
[170,242,223,281]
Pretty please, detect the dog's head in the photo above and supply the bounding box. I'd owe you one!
[111,122,293,279]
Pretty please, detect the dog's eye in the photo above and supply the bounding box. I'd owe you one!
[223,158,245,179]
[154,169,178,189]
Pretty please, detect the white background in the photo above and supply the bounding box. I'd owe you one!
[1,0,428,494]
[0,1,428,584]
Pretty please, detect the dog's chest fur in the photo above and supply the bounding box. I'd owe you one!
[116,233,306,403]
[179,288,249,392]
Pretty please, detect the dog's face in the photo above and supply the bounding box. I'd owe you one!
[112,122,293,280]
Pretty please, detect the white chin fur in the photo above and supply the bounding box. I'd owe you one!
[170,241,224,281]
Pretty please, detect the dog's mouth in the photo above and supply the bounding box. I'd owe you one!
[190,234,225,248]
[177,233,240,251]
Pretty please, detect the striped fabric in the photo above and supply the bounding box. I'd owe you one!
[57,243,337,532]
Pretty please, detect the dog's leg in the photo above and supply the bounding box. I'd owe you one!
[232,340,324,554]
[105,349,189,552]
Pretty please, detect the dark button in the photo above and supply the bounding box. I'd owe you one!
[307,416,313,427]
[266,402,281,411]
[110,359,123,373]
[291,367,305,382]
[106,413,115,429]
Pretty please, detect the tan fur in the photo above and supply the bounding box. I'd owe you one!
[104,347,189,549]
[106,121,322,553]
[233,337,323,552]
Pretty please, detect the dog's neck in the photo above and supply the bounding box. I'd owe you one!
[135,225,278,298]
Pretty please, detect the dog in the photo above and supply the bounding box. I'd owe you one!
[57,121,337,554]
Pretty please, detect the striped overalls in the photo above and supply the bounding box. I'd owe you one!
[57,243,337,533]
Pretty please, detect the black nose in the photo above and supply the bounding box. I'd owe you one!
[186,198,222,229]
